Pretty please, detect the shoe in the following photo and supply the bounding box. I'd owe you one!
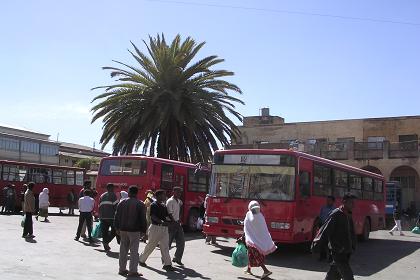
[261,271,273,279]
[205,241,210,245]
[127,272,143,277]
[104,243,111,251]
[139,262,147,267]
[163,265,174,271]
[172,259,184,266]
[28,235,35,238]
[22,234,27,238]
[74,237,79,241]
[118,270,128,276]
[89,238,94,243]
[389,231,393,236]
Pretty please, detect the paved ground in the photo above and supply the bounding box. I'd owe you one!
[1,209,420,280]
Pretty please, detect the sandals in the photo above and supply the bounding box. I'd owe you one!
[261,271,273,279]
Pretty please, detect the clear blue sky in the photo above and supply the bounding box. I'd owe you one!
[1,0,419,152]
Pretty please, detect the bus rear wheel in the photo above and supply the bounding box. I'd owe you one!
[360,218,370,242]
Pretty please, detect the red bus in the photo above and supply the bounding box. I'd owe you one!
[203,149,385,243]
[0,160,85,210]
[95,155,210,230]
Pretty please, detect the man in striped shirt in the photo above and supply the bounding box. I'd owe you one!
[99,183,118,251]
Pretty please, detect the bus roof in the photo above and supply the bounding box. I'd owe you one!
[0,160,85,171]
[215,149,384,180]
[101,155,200,169]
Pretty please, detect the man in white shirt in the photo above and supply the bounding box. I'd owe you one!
[166,187,185,266]
[75,189,95,243]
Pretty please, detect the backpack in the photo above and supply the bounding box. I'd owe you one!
[311,215,332,254]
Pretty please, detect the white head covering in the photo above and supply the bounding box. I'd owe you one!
[244,200,277,255]
[39,188,49,208]
[120,191,128,201]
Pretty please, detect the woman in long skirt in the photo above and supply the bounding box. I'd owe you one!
[244,201,276,279]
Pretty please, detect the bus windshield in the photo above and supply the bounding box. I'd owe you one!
[99,159,148,176]
[211,165,296,201]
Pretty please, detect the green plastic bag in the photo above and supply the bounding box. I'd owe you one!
[92,221,102,238]
[232,243,248,267]
[21,216,25,228]
[412,226,420,234]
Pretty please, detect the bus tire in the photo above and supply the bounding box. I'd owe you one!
[187,208,200,232]
[359,218,371,242]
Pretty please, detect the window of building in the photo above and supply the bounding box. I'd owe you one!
[188,169,209,192]
[362,177,374,200]
[314,165,332,196]
[367,137,385,149]
[398,134,418,150]
[40,144,58,156]
[390,176,415,189]
[0,137,19,151]
[21,140,40,154]
[349,174,362,198]
[161,164,174,190]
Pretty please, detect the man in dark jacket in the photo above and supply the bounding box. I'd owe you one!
[99,183,118,251]
[324,193,357,280]
[114,185,147,277]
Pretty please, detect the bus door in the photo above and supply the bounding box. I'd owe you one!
[295,157,314,242]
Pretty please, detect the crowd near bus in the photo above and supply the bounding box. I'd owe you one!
[3,150,420,279]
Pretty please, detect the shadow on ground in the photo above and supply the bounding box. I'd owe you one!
[210,237,420,277]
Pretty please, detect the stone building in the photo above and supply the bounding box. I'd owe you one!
[231,108,420,210]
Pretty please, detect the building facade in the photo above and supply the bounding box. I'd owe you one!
[231,109,420,210]
[0,124,60,165]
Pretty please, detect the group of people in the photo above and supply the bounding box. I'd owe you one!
[73,183,186,277]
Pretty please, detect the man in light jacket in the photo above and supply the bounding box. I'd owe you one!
[99,183,118,251]
[22,182,36,239]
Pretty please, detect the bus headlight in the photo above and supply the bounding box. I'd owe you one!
[271,222,291,230]
[206,217,219,224]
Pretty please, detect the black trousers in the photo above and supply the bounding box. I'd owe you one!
[325,253,354,280]
[100,219,116,244]
[23,212,33,236]
[76,212,93,238]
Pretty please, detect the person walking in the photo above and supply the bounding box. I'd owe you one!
[389,205,405,236]
[99,183,118,251]
[6,184,16,213]
[79,182,91,238]
[167,187,185,266]
[22,182,36,239]
[67,189,77,215]
[204,194,217,245]
[75,189,95,243]
[243,201,276,279]
[323,193,357,280]
[1,184,9,214]
[318,195,336,261]
[37,188,50,222]
[139,190,174,271]
[114,185,147,277]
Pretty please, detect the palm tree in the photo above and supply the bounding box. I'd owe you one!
[91,34,244,163]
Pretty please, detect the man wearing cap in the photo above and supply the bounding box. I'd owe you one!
[324,193,357,280]
[139,190,174,271]
[166,187,185,266]
[99,183,118,251]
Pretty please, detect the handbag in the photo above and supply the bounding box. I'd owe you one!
[231,243,249,267]
[21,216,26,228]
[92,221,102,238]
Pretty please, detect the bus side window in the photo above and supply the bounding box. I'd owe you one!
[299,171,311,198]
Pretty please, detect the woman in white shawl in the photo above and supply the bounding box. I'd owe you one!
[37,188,50,222]
[244,200,276,278]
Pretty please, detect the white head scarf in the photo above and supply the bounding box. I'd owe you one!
[244,200,277,255]
[39,188,49,208]
[120,191,128,201]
